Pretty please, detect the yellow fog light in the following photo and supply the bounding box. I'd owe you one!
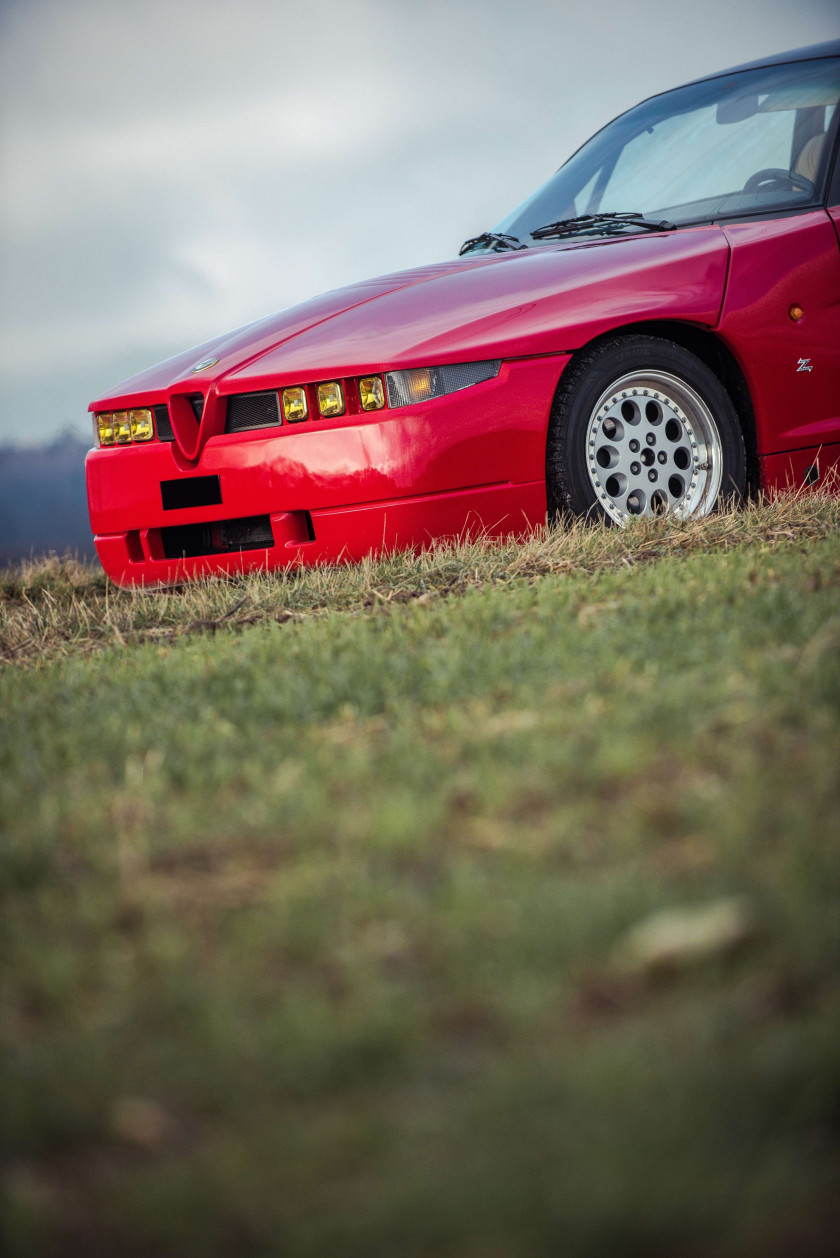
[282,386,308,423]
[129,408,154,442]
[113,411,132,444]
[359,376,385,411]
[97,413,116,446]
[317,381,345,418]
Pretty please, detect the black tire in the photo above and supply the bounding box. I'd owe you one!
[546,335,747,523]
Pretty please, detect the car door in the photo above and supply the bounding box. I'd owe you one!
[715,96,840,490]
[717,205,840,460]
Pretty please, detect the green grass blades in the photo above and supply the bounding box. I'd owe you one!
[2,495,840,1256]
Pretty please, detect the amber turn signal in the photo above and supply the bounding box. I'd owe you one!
[282,386,309,423]
[393,367,433,405]
[789,304,803,321]
[129,408,154,441]
[317,381,345,418]
[97,413,116,446]
[359,376,385,411]
[113,411,132,444]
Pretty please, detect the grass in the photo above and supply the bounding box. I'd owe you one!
[2,494,840,1256]
[2,493,838,664]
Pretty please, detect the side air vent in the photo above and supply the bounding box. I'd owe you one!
[154,404,174,442]
[225,391,281,434]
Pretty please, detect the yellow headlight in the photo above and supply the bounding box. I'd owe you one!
[113,411,132,444]
[129,408,154,442]
[97,413,116,446]
[282,386,308,423]
[317,382,345,418]
[359,376,385,411]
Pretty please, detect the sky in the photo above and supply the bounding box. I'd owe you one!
[1,0,838,446]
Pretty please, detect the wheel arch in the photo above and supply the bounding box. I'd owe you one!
[562,320,760,496]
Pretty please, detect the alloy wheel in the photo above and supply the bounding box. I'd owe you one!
[585,369,724,521]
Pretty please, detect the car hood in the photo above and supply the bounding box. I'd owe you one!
[92,226,729,408]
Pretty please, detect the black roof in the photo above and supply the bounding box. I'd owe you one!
[689,38,840,85]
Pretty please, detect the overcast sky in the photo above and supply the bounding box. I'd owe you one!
[1,0,838,446]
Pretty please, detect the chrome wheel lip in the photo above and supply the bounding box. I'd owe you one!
[585,369,724,523]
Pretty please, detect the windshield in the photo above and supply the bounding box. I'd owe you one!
[485,56,840,248]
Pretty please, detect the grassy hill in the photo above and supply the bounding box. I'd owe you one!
[2,496,840,1256]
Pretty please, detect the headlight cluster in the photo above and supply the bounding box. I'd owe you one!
[93,361,501,449]
[280,377,386,422]
[95,408,155,447]
[281,378,385,421]
[279,361,498,422]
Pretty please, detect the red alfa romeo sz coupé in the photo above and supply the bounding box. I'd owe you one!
[87,40,840,586]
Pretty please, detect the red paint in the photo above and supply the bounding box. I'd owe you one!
[717,213,840,455]
[760,443,840,495]
[87,356,562,537]
[95,482,548,588]
[223,229,729,393]
[86,102,840,588]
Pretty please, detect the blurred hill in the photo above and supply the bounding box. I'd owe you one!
[0,432,96,563]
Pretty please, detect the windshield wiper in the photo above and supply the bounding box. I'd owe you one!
[459,231,525,256]
[531,212,675,240]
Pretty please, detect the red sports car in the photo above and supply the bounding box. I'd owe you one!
[87,40,840,587]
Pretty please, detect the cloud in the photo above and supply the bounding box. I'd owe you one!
[1,0,837,441]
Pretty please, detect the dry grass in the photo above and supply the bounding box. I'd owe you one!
[3,491,839,666]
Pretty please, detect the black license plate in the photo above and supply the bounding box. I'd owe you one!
[160,475,222,511]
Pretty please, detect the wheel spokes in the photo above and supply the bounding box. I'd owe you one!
[586,374,719,522]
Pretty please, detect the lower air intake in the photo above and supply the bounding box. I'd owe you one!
[161,515,274,559]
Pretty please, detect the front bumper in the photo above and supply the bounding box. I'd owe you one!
[86,355,568,586]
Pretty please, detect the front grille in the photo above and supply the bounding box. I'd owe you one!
[161,514,274,559]
[154,404,174,441]
[189,395,204,422]
[225,391,281,434]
